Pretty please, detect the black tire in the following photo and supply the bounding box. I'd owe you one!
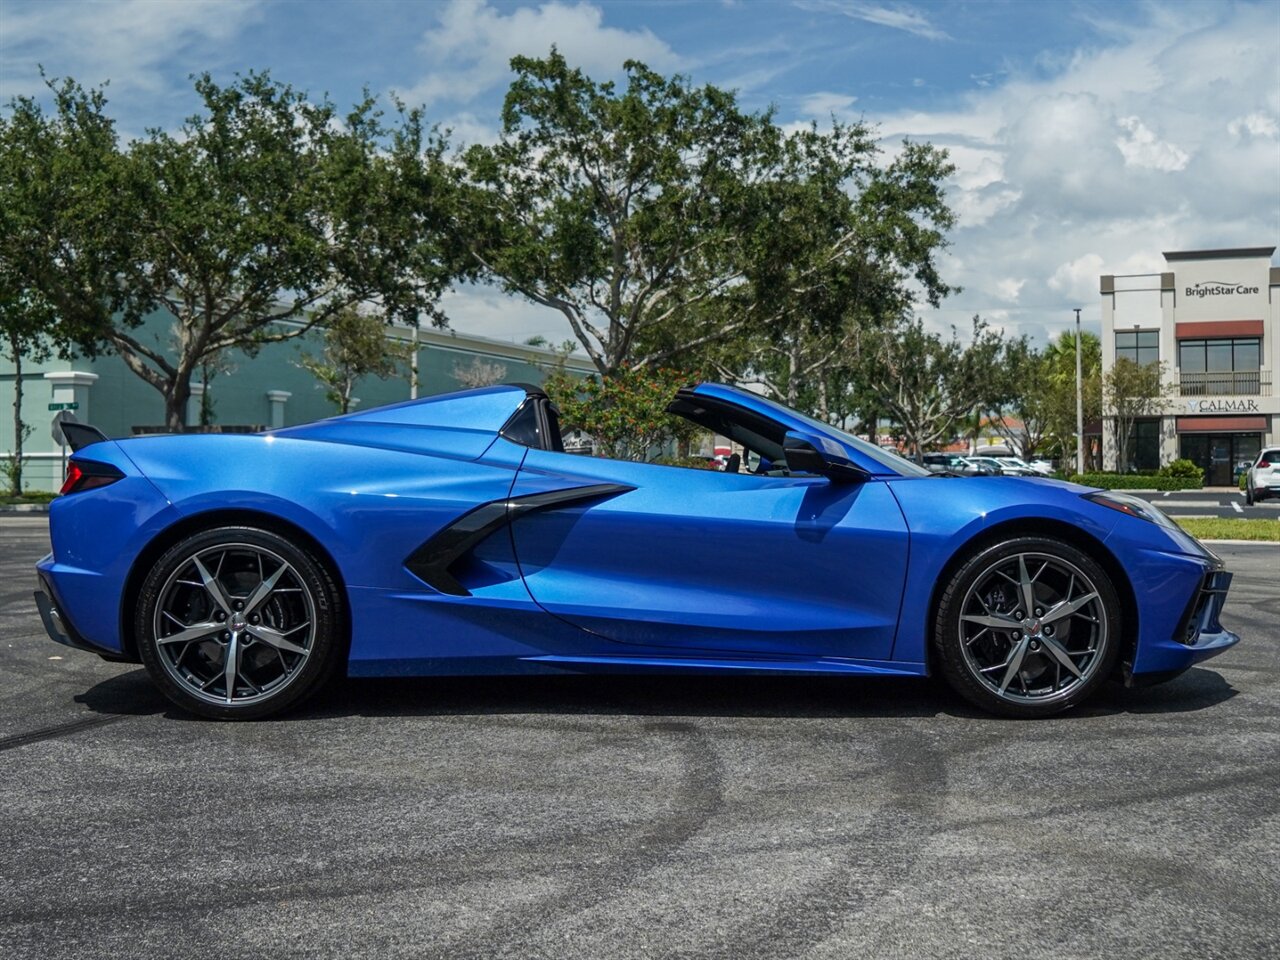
[933,536,1122,718]
[1245,486,1254,506]
[135,526,343,720]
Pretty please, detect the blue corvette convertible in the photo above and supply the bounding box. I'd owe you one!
[35,382,1239,719]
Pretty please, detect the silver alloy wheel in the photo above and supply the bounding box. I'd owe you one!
[958,551,1108,705]
[152,543,316,707]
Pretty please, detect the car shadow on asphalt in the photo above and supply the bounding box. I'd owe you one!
[73,664,1238,723]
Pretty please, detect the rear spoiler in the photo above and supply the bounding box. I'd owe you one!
[61,422,110,452]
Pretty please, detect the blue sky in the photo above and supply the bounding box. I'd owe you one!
[3,0,1278,348]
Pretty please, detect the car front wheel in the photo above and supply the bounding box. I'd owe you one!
[135,526,343,720]
[934,536,1121,718]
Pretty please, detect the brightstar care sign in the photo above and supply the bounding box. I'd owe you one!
[1175,256,1269,321]
[1185,280,1261,298]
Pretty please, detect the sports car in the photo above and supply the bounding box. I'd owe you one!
[35,382,1240,719]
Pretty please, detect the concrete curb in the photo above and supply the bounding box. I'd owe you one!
[0,503,51,514]
[1199,539,1280,546]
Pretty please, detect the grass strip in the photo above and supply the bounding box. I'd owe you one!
[1174,517,1280,542]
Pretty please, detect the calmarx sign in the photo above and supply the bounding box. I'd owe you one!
[1185,398,1261,413]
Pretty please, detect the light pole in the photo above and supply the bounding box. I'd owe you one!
[1075,307,1084,473]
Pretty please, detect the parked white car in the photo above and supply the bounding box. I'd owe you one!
[1001,455,1054,477]
[969,456,1037,477]
[972,449,1055,476]
[1244,448,1280,505]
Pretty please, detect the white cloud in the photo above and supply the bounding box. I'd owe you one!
[1228,112,1279,140]
[798,91,858,119]
[439,112,500,148]
[863,2,1280,342]
[1047,254,1106,303]
[995,278,1026,303]
[1115,116,1189,171]
[0,0,260,103]
[400,0,677,108]
[796,1,950,41]
[438,282,576,346]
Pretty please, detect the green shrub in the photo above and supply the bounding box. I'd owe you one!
[1158,458,1204,481]
[1068,472,1202,491]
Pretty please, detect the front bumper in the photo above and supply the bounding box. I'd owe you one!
[1174,568,1240,656]
[1127,551,1240,682]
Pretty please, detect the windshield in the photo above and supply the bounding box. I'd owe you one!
[736,392,930,477]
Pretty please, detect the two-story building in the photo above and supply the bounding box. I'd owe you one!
[1100,246,1279,484]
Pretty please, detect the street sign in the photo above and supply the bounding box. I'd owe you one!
[48,402,79,411]
[51,410,80,446]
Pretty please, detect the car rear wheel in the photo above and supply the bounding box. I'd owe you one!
[135,526,343,720]
[934,537,1121,718]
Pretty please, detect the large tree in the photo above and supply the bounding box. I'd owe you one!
[459,51,778,376]
[720,123,957,410]
[856,316,1006,462]
[0,79,126,490]
[984,337,1048,459]
[0,284,55,495]
[0,78,128,343]
[1040,330,1102,470]
[1104,357,1168,472]
[3,73,459,432]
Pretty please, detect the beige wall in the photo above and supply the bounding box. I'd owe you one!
[1100,247,1278,473]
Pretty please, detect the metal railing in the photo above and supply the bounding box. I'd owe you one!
[1176,370,1271,397]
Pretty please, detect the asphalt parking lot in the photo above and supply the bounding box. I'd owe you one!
[1,516,1277,960]
[1134,487,1280,520]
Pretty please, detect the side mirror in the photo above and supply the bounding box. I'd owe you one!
[783,430,870,483]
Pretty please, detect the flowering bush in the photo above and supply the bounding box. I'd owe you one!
[544,367,702,462]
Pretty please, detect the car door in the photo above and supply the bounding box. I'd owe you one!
[506,448,911,662]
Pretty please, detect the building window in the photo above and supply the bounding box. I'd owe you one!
[1127,419,1161,472]
[1115,330,1159,366]
[1177,337,1262,395]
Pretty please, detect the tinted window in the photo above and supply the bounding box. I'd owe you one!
[1206,341,1233,372]
[1178,338,1261,373]
[1179,340,1206,373]
[1116,330,1159,366]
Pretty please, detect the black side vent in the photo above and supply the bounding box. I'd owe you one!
[405,484,634,596]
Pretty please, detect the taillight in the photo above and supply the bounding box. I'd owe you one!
[1260,460,1272,469]
[59,459,124,496]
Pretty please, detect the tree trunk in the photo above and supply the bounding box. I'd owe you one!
[1114,416,1129,472]
[786,336,801,407]
[164,376,191,433]
[8,332,23,497]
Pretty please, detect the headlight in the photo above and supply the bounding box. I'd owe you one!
[1082,490,1179,529]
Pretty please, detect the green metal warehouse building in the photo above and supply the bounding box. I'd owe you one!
[1,313,595,492]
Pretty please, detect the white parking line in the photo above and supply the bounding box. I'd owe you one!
[1162,500,1221,508]
[1232,501,1243,514]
